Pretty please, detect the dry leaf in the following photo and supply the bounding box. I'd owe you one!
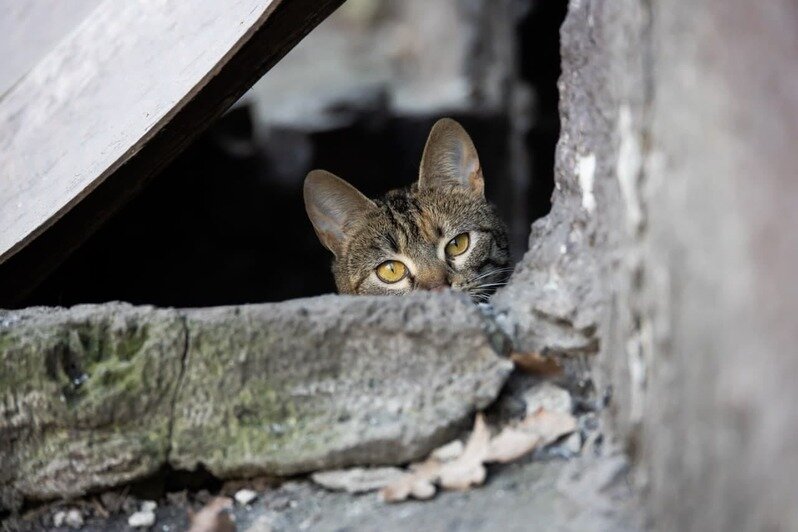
[187,497,235,532]
[518,408,578,446]
[486,427,542,463]
[438,413,490,490]
[380,458,442,502]
[487,408,577,463]
[510,351,562,375]
[430,439,464,462]
[311,467,405,493]
[380,407,578,503]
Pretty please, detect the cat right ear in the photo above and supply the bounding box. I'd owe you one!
[304,170,375,257]
[418,118,484,197]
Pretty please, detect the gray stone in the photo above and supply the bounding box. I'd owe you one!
[65,507,85,527]
[234,489,258,506]
[0,293,511,510]
[170,294,511,477]
[238,458,641,532]
[496,0,798,529]
[127,509,156,528]
[0,303,185,510]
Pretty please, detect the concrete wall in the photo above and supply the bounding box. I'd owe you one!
[496,0,798,529]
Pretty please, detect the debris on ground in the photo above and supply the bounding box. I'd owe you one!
[126,500,158,528]
[372,405,578,502]
[141,500,157,513]
[127,508,156,529]
[436,413,491,491]
[53,508,83,529]
[187,496,235,532]
[430,440,464,461]
[234,489,258,506]
[306,380,586,504]
[311,467,405,493]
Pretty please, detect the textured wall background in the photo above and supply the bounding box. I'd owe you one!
[496,0,798,529]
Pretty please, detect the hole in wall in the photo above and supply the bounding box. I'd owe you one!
[18,0,567,309]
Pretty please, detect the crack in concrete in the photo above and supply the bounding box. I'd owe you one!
[164,310,191,464]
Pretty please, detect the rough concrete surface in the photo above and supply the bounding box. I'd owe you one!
[172,295,511,477]
[0,293,512,511]
[11,439,640,532]
[497,0,798,530]
[0,304,185,511]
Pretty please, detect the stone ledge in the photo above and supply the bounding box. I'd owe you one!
[0,293,512,511]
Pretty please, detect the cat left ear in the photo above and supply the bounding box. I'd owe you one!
[418,118,484,197]
[304,170,376,257]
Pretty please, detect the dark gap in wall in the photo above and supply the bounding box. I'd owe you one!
[19,2,566,309]
[21,112,511,308]
[519,0,567,224]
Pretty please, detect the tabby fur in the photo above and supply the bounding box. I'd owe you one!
[303,118,510,301]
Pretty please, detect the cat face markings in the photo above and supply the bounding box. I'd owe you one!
[304,118,510,301]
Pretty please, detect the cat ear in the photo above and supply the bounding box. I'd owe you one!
[418,118,484,197]
[304,170,376,257]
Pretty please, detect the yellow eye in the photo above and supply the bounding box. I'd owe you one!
[445,233,470,257]
[375,260,408,283]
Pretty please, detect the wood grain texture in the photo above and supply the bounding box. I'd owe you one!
[0,0,344,304]
[0,0,102,95]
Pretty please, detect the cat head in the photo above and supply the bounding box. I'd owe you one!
[303,118,510,301]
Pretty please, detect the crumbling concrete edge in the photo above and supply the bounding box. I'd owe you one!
[0,295,517,512]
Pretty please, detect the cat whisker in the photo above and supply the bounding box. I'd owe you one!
[470,267,514,282]
[464,281,508,293]
[474,281,508,288]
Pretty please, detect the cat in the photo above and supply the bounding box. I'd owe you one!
[303,118,510,302]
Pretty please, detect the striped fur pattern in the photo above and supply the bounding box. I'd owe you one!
[304,118,510,301]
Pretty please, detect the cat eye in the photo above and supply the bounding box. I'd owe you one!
[445,233,470,257]
[375,260,408,283]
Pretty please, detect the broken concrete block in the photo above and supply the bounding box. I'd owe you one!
[170,293,512,477]
[0,293,511,510]
[0,304,185,510]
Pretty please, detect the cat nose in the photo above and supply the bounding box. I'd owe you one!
[415,268,449,291]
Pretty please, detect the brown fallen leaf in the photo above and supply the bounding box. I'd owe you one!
[379,436,471,502]
[517,408,578,445]
[486,427,542,463]
[380,458,442,502]
[430,439,464,462]
[380,407,578,503]
[438,413,490,490]
[510,351,563,375]
[187,497,235,532]
[312,467,405,493]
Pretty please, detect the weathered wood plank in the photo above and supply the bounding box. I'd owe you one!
[0,0,344,304]
[0,0,102,95]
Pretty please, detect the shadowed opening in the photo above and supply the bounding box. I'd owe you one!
[18,1,567,309]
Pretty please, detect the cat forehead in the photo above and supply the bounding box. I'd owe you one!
[380,188,480,228]
[344,187,488,257]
